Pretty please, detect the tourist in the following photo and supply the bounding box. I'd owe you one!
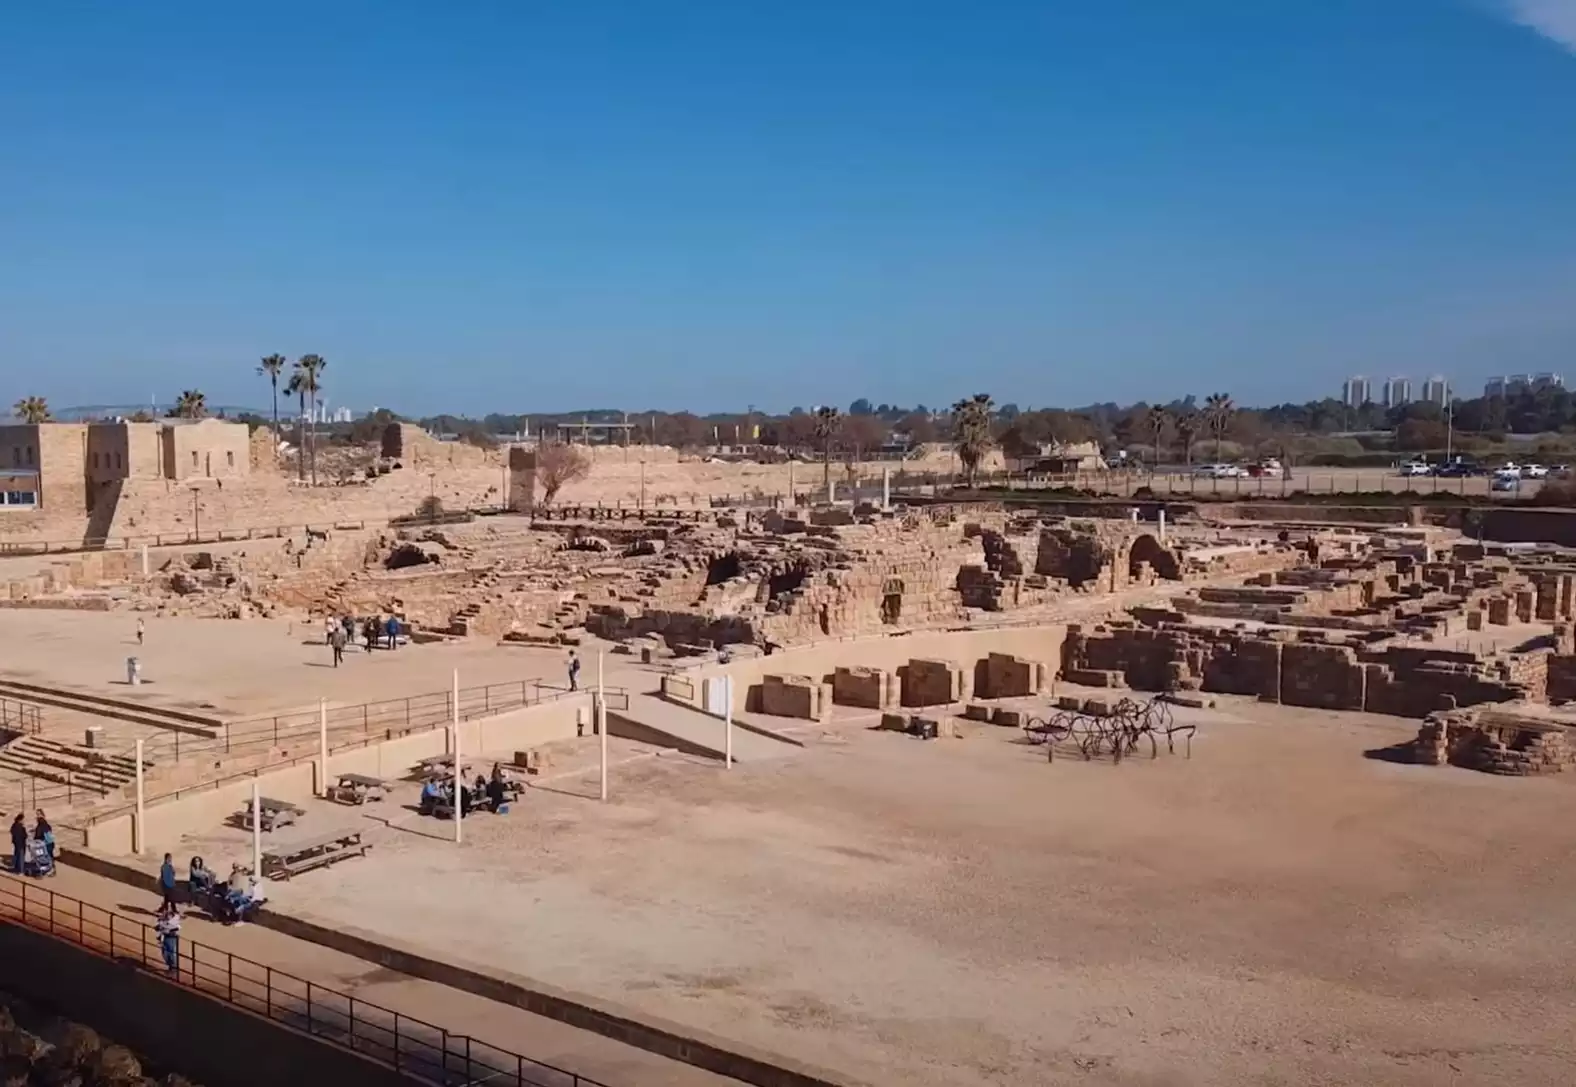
[159,853,178,908]
[136,618,145,646]
[362,616,377,652]
[9,814,27,874]
[486,767,506,813]
[385,614,400,650]
[419,778,440,815]
[568,650,581,691]
[33,810,54,876]
[155,902,182,977]
[189,855,213,896]
[329,623,346,667]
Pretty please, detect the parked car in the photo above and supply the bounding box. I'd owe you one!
[1491,473,1522,493]
[1193,464,1247,479]
[1434,461,1484,477]
[1520,463,1549,479]
[1399,461,1432,476]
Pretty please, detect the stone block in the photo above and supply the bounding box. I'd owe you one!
[898,658,965,707]
[962,703,992,722]
[878,712,908,731]
[1063,668,1123,688]
[757,673,830,721]
[974,652,1047,698]
[832,665,897,710]
[990,708,1023,727]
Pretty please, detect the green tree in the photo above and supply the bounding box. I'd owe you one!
[951,393,995,487]
[256,353,288,448]
[1175,411,1200,466]
[813,406,841,495]
[1204,393,1235,459]
[293,354,327,484]
[285,370,307,479]
[173,390,207,419]
[1145,406,1171,466]
[12,396,50,423]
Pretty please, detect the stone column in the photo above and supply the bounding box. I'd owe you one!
[882,467,891,508]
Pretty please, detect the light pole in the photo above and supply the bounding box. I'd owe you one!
[1445,383,1454,463]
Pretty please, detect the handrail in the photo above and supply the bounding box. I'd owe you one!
[79,680,631,824]
[0,874,613,1086]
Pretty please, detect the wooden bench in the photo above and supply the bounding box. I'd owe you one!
[240,797,304,832]
[327,773,388,805]
[262,829,370,881]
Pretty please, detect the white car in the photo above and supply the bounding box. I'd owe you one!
[1491,472,1522,492]
[1399,461,1431,476]
[1520,463,1549,479]
[1193,464,1246,478]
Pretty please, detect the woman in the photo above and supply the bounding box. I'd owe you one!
[32,810,55,876]
[189,855,214,895]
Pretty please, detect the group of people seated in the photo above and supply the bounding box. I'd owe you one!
[188,856,267,924]
[418,763,513,817]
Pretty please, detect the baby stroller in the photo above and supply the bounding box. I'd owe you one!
[23,838,54,878]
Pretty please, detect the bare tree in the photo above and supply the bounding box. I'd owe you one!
[536,442,592,506]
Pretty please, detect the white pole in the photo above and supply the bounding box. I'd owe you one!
[318,698,328,797]
[134,738,145,855]
[453,669,462,844]
[598,652,608,802]
[251,780,261,879]
[724,679,734,769]
[1158,508,1167,542]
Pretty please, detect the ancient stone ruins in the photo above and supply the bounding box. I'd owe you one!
[11,419,1576,781]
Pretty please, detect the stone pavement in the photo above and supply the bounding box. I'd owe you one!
[33,865,743,1087]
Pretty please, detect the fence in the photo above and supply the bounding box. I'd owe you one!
[0,697,44,735]
[0,519,379,558]
[0,875,612,1087]
[76,679,630,826]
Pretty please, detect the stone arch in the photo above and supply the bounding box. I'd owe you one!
[1127,533,1181,581]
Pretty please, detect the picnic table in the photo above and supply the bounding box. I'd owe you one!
[261,828,370,880]
[327,773,388,805]
[240,796,304,832]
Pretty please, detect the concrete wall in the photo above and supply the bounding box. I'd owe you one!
[86,697,589,854]
[0,920,409,1087]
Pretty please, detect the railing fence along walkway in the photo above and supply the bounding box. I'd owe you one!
[0,875,612,1086]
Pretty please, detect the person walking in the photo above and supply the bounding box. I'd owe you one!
[158,853,178,908]
[329,624,346,668]
[155,902,182,977]
[385,614,400,650]
[33,811,54,876]
[136,618,145,646]
[9,814,27,874]
[567,650,581,692]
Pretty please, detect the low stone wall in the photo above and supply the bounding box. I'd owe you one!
[898,658,965,707]
[754,674,830,721]
[830,666,895,709]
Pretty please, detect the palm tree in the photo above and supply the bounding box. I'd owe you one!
[1145,406,1170,467]
[12,397,50,423]
[951,393,995,488]
[257,354,288,448]
[813,406,841,496]
[173,390,207,419]
[1204,393,1235,459]
[285,370,307,480]
[293,354,327,484]
[1175,411,1200,466]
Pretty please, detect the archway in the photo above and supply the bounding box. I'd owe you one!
[1127,533,1181,581]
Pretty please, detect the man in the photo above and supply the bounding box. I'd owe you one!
[155,901,181,976]
[385,614,400,650]
[9,814,27,874]
[568,650,581,692]
[158,852,179,907]
[329,623,346,667]
[136,618,145,646]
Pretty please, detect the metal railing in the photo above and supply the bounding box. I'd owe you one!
[80,679,631,825]
[0,875,612,1086]
[0,697,44,735]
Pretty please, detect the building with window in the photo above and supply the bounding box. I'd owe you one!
[1382,377,1412,407]
[0,418,251,518]
[1341,376,1373,407]
[1420,376,1449,406]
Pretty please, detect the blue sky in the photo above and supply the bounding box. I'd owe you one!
[2,1,1574,415]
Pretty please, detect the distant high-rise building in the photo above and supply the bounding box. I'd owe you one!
[1420,376,1449,406]
[1382,377,1412,408]
[1485,374,1544,398]
[1533,372,1565,392]
[1341,376,1372,407]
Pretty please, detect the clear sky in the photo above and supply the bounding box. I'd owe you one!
[2,0,1574,415]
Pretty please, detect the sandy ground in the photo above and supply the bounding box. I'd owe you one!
[212,702,1576,1087]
